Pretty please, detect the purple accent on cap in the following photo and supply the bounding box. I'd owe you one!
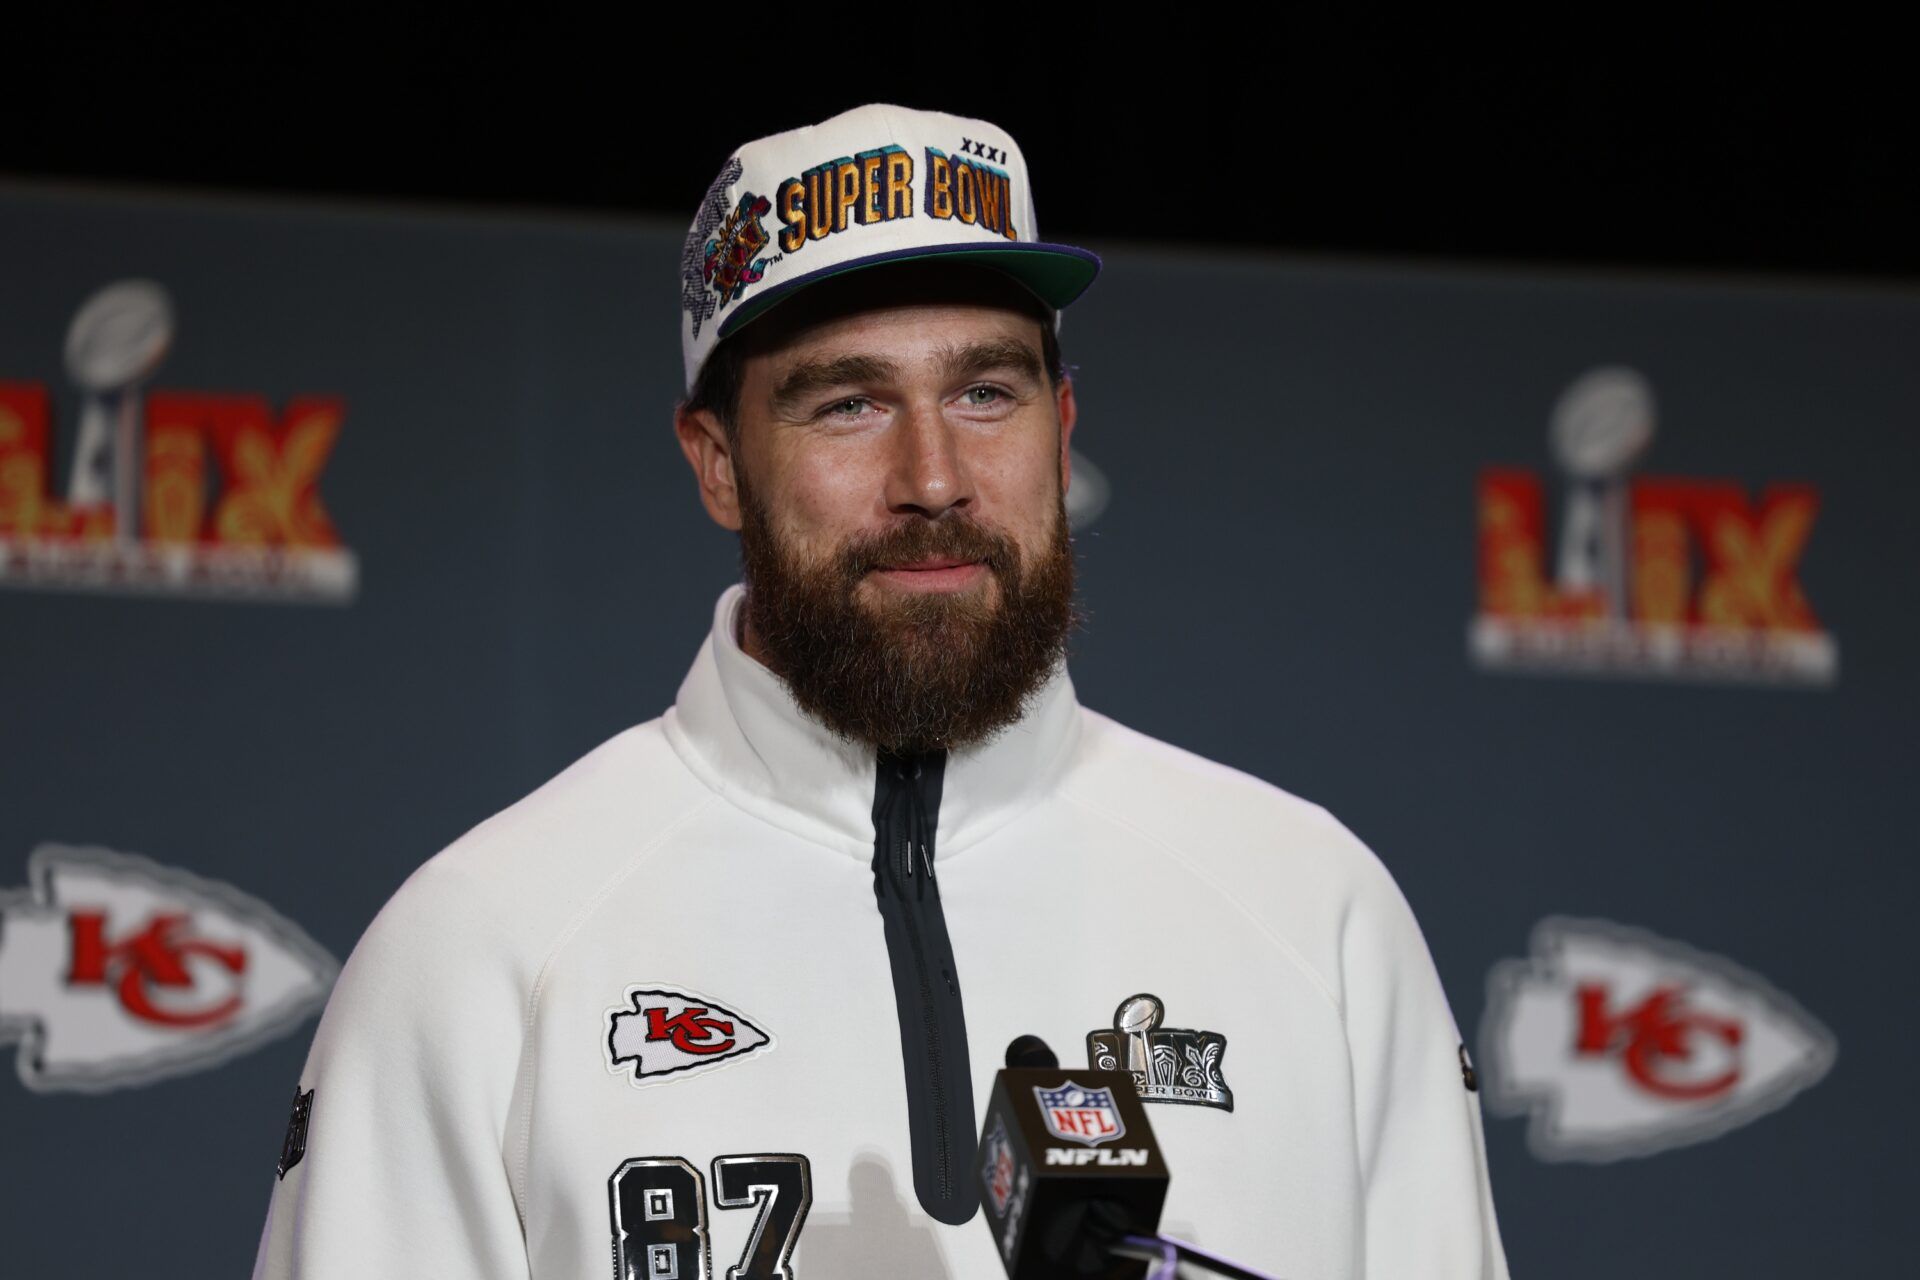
[714,240,1103,341]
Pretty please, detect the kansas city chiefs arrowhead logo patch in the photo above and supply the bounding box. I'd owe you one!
[604,984,774,1088]
[1480,916,1837,1162]
[0,843,338,1092]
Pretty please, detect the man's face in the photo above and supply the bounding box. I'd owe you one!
[677,269,1080,754]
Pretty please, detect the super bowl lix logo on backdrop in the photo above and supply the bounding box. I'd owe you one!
[1479,917,1835,1161]
[0,280,357,602]
[1469,366,1836,684]
[0,843,337,1091]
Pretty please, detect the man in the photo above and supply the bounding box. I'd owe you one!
[253,103,1508,1279]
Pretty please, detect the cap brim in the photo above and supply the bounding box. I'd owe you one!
[714,241,1102,342]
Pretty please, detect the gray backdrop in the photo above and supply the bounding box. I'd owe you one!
[0,182,1913,1276]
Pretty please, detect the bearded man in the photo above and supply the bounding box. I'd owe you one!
[253,104,1509,1280]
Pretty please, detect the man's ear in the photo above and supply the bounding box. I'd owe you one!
[1055,375,1078,494]
[675,403,743,531]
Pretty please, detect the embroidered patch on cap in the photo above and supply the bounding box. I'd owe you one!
[604,984,775,1088]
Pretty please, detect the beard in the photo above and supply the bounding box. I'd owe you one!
[736,472,1078,756]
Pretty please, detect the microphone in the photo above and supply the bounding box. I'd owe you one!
[975,1036,1169,1278]
[1004,1035,1057,1069]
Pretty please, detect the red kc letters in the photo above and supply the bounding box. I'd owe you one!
[643,1005,738,1056]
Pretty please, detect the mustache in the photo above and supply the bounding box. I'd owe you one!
[837,515,1019,579]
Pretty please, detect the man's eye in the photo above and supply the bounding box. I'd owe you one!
[822,397,870,418]
[962,386,1006,406]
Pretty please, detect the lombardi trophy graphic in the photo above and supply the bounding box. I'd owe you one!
[63,280,175,544]
[1117,993,1162,1088]
[1549,367,1655,619]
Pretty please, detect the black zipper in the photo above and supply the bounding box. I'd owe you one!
[871,748,978,1226]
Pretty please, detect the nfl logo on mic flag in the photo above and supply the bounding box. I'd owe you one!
[976,1063,1167,1279]
[1036,1081,1128,1147]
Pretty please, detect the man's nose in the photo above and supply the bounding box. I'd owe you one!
[884,400,975,519]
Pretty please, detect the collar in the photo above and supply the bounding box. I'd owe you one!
[663,583,1083,862]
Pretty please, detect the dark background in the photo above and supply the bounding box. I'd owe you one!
[10,11,1917,280]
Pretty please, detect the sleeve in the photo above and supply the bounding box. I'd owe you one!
[251,859,531,1280]
[1336,830,1510,1280]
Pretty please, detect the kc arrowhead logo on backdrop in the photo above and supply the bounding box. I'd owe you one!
[1468,366,1837,685]
[0,843,338,1092]
[1479,916,1836,1161]
[604,984,774,1087]
[0,279,357,602]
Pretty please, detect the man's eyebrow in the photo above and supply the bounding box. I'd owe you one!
[767,338,1045,415]
[770,354,900,413]
[937,338,1045,383]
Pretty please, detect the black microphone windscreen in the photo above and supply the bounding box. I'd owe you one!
[1004,1035,1058,1069]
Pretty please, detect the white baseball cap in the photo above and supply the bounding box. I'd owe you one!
[678,102,1101,392]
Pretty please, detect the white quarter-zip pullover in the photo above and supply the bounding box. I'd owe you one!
[252,584,1509,1279]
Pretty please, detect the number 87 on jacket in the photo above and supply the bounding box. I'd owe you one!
[609,1153,812,1280]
